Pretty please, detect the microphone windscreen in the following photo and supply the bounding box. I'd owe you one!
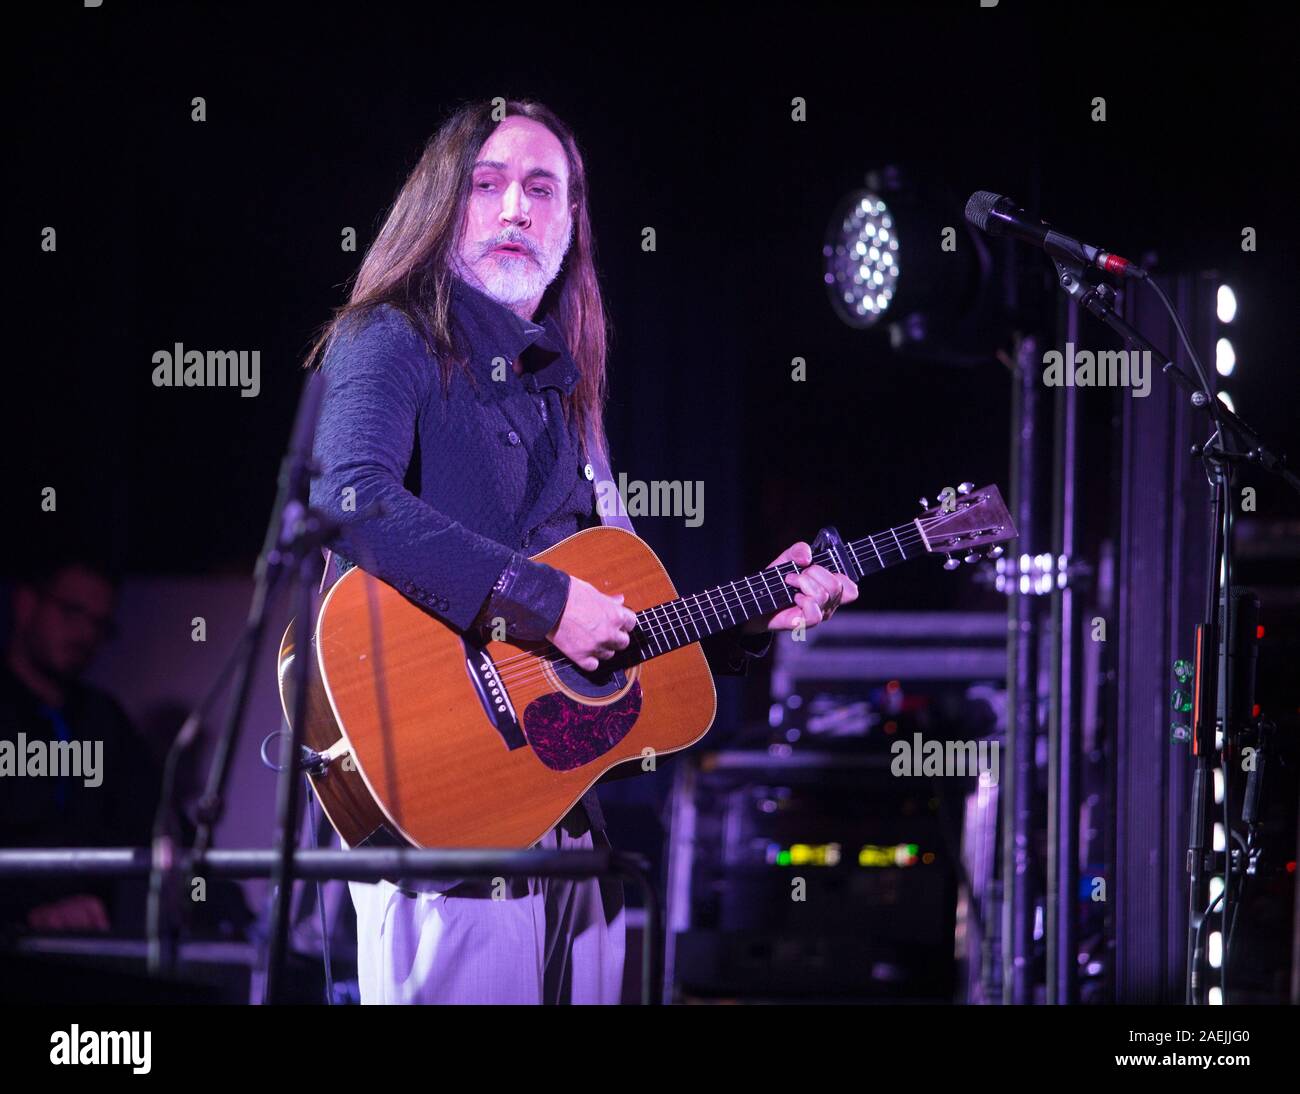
[964,190,1004,231]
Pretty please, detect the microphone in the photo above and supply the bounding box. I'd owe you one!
[964,191,1145,279]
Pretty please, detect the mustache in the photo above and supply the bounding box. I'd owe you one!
[481,232,536,258]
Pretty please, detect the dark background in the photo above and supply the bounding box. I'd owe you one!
[8,0,1297,669]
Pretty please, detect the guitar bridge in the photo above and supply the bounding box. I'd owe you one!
[462,638,528,751]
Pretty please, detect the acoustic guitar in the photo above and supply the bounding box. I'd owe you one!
[277,483,1015,849]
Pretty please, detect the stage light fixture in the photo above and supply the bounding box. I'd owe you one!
[1216,284,1237,323]
[823,167,998,364]
[1216,336,1235,376]
[823,190,901,328]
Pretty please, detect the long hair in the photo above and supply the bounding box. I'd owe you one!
[302,99,610,460]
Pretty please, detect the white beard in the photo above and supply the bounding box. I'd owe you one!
[455,217,573,308]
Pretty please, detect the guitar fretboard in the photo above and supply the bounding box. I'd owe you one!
[627,520,926,662]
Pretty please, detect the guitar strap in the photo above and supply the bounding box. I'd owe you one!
[318,549,335,595]
[584,420,635,535]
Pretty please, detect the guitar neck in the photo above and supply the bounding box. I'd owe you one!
[627,521,925,661]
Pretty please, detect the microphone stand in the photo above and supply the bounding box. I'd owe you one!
[148,370,346,1001]
[1050,258,1297,1006]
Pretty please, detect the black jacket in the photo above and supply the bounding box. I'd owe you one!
[311,276,770,832]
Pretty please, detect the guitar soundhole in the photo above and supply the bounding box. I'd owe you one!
[522,680,642,772]
[552,658,628,698]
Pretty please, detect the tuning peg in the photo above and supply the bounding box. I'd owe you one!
[918,496,929,510]
[958,481,974,495]
[963,550,980,564]
[942,554,961,571]
[986,545,1004,559]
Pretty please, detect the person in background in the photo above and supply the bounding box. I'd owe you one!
[0,556,157,934]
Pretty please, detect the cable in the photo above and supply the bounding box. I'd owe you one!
[256,734,336,1003]
[1190,888,1224,1003]
[1141,276,1223,429]
[259,730,324,774]
[305,785,336,1006]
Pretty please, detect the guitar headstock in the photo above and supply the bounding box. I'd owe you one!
[914,483,1017,569]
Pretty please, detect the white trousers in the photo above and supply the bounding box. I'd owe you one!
[348,819,626,1004]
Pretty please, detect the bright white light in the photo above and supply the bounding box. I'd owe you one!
[1209,931,1222,968]
[825,189,901,329]
[1208,987,1223,1005]
[1217,390,1235,413]
[1213,822,1226,851]
[1217,285,1237,323]
[1209,875,1225,901]
[1216,337,1236,376]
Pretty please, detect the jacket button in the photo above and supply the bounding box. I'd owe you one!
[583,462,594,480]
[506,430,520,446]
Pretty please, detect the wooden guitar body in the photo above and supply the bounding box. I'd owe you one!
[278,483,1016,852]
[277,525,716,849]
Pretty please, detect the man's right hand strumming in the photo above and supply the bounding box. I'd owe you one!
[547,576,637,671]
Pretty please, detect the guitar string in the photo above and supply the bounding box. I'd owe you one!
[484,517,993,690]
[488,530,915,680]
[488,517,986,687]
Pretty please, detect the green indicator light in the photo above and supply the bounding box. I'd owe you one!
[778,850,791,866]
[906,843,918,855]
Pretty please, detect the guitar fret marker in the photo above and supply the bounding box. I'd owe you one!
[706,586,726,630]
[595,486,1011,670]
[301,485,1013,854]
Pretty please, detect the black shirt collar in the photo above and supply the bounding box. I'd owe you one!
[450,275,580,396]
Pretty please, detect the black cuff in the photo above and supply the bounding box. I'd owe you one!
[474,553,570,643]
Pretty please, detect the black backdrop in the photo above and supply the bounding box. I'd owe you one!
[9,0,1297,652]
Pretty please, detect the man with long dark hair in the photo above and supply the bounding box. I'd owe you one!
[308,100,857,1003]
